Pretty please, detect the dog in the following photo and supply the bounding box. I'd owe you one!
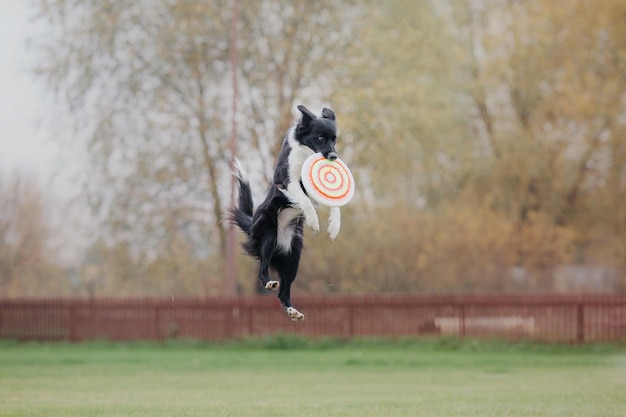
[229,105,341,321]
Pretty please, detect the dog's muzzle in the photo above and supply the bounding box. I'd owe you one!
[326,152,338,161]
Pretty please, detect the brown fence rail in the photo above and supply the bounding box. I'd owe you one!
[1,294,626,343]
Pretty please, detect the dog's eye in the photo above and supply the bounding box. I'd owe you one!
[318,136,325,142]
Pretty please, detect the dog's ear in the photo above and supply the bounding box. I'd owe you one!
[297,105,317,123]
[321,108,335,121]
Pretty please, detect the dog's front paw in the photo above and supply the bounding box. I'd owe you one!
[286,307,305,322]
[305,213,320,232]
[327,207,341,240]
[327,222,340,240]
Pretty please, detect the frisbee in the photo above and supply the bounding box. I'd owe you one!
[301,153,355,207]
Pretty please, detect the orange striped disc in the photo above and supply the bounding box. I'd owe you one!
[301,153,355,207]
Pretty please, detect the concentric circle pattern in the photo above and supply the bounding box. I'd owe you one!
[301,153,355,207]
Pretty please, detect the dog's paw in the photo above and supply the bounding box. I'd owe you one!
[327,207,341,240]
[327,222,340,240]
[286,307,305,322]
[305,213,320,232]
[265,281,279,290]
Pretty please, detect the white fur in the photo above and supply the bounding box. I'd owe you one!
[285,130,320,232]
[265,281,279,290]
[276,207,301,253]
[286,306,305,321]
[233,158,248,182]
[328,207,341,240]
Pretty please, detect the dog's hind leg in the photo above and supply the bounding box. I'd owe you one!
[276,251,304,322]
[257,236,280,291]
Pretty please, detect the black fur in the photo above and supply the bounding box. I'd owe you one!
[229,105,340,321]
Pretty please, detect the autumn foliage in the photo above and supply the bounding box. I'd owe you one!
[2,0,624,296]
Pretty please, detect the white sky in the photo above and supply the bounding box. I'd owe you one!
[0,1,62,184]
[0,1,88,263]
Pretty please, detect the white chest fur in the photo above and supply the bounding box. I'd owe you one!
[287,132,314,183]
[276,207,301,253]
[280,128,321,234]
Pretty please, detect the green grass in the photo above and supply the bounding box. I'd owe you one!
[1,337,625,417]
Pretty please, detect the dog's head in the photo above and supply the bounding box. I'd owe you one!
[295,105,338,160]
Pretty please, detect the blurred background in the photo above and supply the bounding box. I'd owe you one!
[1,0,625,298]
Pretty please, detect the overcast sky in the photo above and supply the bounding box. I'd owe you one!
[1,1,89,263]
[0,1,64,185]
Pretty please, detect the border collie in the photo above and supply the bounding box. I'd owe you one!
[230,105,341,321]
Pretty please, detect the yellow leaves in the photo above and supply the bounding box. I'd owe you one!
[515,211,576,270]
[299,201,522,293]
[296,193,590,293]
[30,0,626,295]
[0,172,67,297]
[413,202,517,291]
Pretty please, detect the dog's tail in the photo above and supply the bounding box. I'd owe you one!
[229,159,254,236]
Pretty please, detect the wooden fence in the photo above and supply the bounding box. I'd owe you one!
[1,294,625,343]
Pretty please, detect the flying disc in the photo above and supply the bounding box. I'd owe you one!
[301,153,355,207]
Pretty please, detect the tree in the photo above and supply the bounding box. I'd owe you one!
[450,0,626,278]
[0,170,66,296]
[330,0,470,206]
[33,0,626,293]
[320,0,625,290]
[35,0,359,294]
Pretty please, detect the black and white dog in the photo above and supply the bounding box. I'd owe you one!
[230,105,341,321]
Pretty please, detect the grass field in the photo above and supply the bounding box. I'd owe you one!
[1,337,625,417]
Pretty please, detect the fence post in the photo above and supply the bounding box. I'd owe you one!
[459,302,466,338]
[154,304,161,341]
[247,302,254,337]
[67,303,77,342]
[348,303,355,339]
[576,302,585,344]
